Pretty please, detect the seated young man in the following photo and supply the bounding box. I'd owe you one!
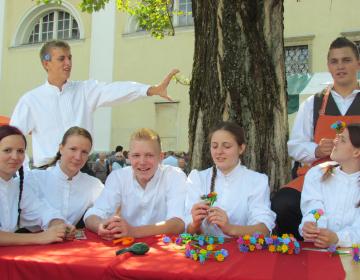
[85,128,187,239]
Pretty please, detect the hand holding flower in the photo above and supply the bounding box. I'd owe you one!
[315,228,339,249]
[302,221,319,241]
[315,138,334,158]
[191,201,210,228]
[207,206,232,236]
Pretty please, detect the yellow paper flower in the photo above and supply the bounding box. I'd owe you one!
[282,234,289,239]
[259,238,264,245]
[342,122,345,127]
[200,249,207,254]
[314,213,320,220]
[269,245,276,252]
[277,246,282,252]
[282,244,289,253]
[249,245,255,251]
[353,244,360,248]
[216,254,224,262]
[193,254,198,261]
[212,192,218,196]
[207,245,214,251]
[244,235,251,240]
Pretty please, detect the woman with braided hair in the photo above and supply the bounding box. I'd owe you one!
[300,123,360,248]
[0,125,75,246]
[184,122,276,238]
[21,126,103,231]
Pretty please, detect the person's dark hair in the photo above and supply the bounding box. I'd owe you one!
[208,122,246,193]
[322,123,360,207]
[327,37,359,61]
[115,145,123,152]
[39,126,92,170]
[166,151,174,156]
[0,125,27,227]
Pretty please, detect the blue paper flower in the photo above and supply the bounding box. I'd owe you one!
[310,209,316,214]
[221,249,228,258]
[331,124,337,129]
[209,237,214,244]
[199,240,204,246]
[200,255,205,263]
[250,237,256,244]
[294,241,299,248]
[163,236,171,243]
[283,238,290,245]
[185,250,191,258]
[218,236,224,244]
[45,54,50,61]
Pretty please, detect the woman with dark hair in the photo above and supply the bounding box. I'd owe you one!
[300,123,360,248]
[22,126,103,230]
[184,122,275,237]
[0,125,75,246]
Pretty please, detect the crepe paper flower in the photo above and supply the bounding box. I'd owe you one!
[175,237,183,245]
[269,245,276,252]
[209,237,214,244]
[295,248,301,255]
[262,243,269,249]
[259,238,264,245]
[253,232,260,239]
[206,251,211,257]
[200,249,207,254]
[199,255,205,264]
[294,242,300,248]
[256,244,262,250]
[282,244,289,253]
[259,234,265,239]
[282,234,289,239]
[244,235,251,240]
[250,237,256,244]
[277,246,282,252]
[244,240,251,246]
[115,242,149,256]
[310,209,324,227]
[283,238,290,245]
[201,192,218,206]
[221,249,228,257]
[113,237,134,246]
[193,254,198,261]
[185,250,191,258]
[238,238,244,245]
[207,245,214,251]
[163,236,171,243]
[208,254,215,261]
[331,121,346,135]
[288,242,296,250]
[199,240,204,246]
[273,239,280,246]
[266,237,273,245]
[190,249,196,255]
[249,245,255,252]
[185,244,190,250]
[288,249,294,255]
[218,237,224,244]
[216,254,225,262]
[45,55,50,61]
[240,246,249,253]
[171,237,177,243]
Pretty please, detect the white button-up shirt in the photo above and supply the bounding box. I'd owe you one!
[10,79,150,167]
[84,164,187,226]
[22,162,103,230]
[184,162,276,238]
[299,162,360,247]
[0,176,65,233]
[287,84,360,164]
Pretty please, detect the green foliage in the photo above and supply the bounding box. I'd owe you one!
[34,0,192,39]
[172,74,191,86]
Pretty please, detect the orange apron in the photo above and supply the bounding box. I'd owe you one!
[284,89,360,192]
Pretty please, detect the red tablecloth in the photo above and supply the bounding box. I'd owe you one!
[0,231,346,280]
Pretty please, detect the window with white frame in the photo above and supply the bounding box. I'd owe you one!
[28,10,79,44]
[285,45,309,78]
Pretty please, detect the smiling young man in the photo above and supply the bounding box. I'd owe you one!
[272,37,360,240]
[84,128,187,239]
[10,40,180,168]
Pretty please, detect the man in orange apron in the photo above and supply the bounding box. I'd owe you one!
[272,37,360,240]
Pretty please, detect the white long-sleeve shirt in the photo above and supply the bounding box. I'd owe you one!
[0,176,65,233]
[22,162,103,230]
[299,162,360,247]
[184,162,276,238]
[84,165,187,226]
[10,79,150,167]
[287,84,360,165]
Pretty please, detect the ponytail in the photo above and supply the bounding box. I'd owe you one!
[37,151,61,170]
[210,164,217,193]
[321,164,339,182]
[17,166,24,228]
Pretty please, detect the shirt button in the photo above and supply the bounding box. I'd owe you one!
[336,223,340,226]
[5,227,8,231]
[3,195,6,198]
[64,121,67,123]
[3,184,6,188]
[339,208,342,210]
[142,212,146,216]
[5,210,8,214]
[222,205,225,208]
[65,194,68,197]
[64,207,67,210]
[142,198,145,202]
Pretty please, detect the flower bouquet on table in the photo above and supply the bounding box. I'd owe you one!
[186,248,229,263]
[350,244,360,262]
[237,232,300,255]
[163,233,229,246]
[331,121,346,135]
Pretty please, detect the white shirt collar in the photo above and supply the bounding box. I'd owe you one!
[327,83,360,99]
[334,165,360,178]
[215,160,242,182]
[45,79,72,93]
[55,160,81,183]
[131,164,161,187]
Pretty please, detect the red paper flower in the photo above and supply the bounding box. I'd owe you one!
[208,193,213,198]
[327,251,332,257]
[244,240,250,246]
[288,249,293,255]
[172,237,177,243]
[288,242,295,249]
[190,245,195,250]
[208,255,215,261]
[259,234,265,239]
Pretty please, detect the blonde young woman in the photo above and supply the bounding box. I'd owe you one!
[22,127,103,230]
[185,122,275,238]
[0,125,75,246]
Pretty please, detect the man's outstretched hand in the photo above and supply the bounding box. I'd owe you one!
[147,69,180,102]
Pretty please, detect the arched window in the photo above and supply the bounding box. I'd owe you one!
[28,11,79,44]
[11,1,84,48]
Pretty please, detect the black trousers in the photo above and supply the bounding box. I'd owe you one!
[271,187,304,241]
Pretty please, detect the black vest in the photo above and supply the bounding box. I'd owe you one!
[313,88,360,133]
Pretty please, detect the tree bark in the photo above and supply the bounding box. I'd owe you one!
[188,0,291,195]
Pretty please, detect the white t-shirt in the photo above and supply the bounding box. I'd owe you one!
[0,176,65,233]
[287,84,360,164]
[184,162,276,237]
[299,162,360,247]
[22,161,103,230]
[84,164,187,226]
[10,79,150,167]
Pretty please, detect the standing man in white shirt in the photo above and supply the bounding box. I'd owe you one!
[272,37,360,240]
[10,39,180,168]
[85,128,186,240]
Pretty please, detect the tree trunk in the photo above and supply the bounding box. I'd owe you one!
[188,0,291,195]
